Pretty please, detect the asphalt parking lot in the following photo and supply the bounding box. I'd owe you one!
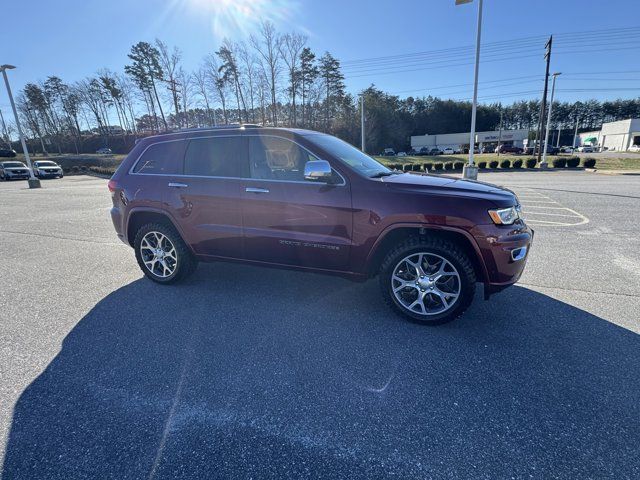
[1,173,639,479]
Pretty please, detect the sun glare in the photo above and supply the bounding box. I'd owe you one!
[178,0,298,38]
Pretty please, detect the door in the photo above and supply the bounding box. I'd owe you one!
[162,135,248,258]
[242,135,352,269]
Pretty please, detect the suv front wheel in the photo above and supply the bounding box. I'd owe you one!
[379,236,476,325]
[134,222,197,284]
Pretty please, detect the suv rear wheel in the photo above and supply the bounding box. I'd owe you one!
[379,236,476,324]
[134,222,197,284]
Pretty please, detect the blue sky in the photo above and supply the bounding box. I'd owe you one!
[1,0,638,112]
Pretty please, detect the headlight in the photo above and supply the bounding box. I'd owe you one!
[488,206,520,225]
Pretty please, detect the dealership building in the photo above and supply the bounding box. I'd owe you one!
[410,129,529,152]
[575,118,640,151]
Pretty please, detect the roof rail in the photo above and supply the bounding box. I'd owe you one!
[168,124,263,134]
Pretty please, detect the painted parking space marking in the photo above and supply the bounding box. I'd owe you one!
[505,186,590,227]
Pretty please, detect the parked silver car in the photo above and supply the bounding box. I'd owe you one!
[0,161,30,180]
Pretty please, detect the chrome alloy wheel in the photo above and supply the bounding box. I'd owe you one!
[391,252,461,316]
[139,231,178,278]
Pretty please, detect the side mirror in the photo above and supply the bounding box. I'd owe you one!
[304,160,332,182]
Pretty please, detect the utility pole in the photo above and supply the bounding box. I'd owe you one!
[536,35,552,164]
[497,108,503,157]
[556,125,561,147]
[1,64,40,188]
[360,94,365,153]
[457,0,483,180]
[542,72,561,168]
[572,117,579,150]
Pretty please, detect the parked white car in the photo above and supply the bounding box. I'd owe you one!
[577,146,594,153]
[442,147,455,155]
[628,144,640,152]
[396,151,407,157]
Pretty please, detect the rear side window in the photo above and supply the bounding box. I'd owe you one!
[184,136,247,177]
[133,141,184,174]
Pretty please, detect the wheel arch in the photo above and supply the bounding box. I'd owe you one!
[126,208,190,251]
[366,224,489,282]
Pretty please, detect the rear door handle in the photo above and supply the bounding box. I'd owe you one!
[245,187,270,194]
[168,182,188,188]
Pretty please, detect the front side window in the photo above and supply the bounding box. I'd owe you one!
[307,134,391,178]
[133,141,184,174]
[184,136,247,178]
[248,136,318,181]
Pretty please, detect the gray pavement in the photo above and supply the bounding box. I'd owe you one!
[0,173,638,479]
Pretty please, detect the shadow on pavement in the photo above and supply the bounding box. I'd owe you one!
[2,262,639,479]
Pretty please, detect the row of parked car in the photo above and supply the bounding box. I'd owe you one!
[0,160,64,180]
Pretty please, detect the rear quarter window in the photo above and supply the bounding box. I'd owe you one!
[132,140,185,174]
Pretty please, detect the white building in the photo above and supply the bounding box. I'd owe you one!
[411,129,528,152]
[575,119,640,151]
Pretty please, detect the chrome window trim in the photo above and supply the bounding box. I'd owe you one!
[129,133,347,187]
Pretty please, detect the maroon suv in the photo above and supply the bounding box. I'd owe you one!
[109,126,532,324]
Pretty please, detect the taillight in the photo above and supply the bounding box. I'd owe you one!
[107,179,117,193]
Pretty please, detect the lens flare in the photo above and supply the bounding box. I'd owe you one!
[178,0,299,38]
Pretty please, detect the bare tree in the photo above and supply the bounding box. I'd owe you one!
[238,42,257,123]
[193,66,214,126]
[156,39,183,127]
[250,21,283,126]
[279,32,307,126]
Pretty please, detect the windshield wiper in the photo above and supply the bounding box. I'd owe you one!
[369,171,398,178]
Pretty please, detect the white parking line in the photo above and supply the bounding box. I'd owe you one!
[507,187,590,227]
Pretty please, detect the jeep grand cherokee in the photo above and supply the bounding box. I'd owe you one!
[109,126,532,324]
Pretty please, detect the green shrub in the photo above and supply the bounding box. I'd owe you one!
[566,156,580,168]
[478,161,487,169]
[71,166,80,173]
[443,162,454,170]
[403,163,412,172]
[525,158,537,168]
[489,160,499,169]
[433,162,444,171]
[512,159,523,168]
[412,163,422,171]
[500,159,511,169]
[582,157,597,168]
[453,161,464,170]
[423,163,432,171]
[552,158,567,168]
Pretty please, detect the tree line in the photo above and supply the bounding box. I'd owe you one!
[5,20,640,155]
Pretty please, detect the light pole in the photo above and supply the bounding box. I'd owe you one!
[457,0,483,180]
[360,94,365,153]
[541,72,561,169]
[1,64,40,188]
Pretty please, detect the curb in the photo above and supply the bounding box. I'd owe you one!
[585,169,640,176]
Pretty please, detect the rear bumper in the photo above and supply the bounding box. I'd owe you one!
[472,221,533,287]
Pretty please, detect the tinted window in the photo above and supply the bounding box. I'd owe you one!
[2,162,25,168]
[184,136,247,177]
[133,141,184,174]
[249,136,318,181]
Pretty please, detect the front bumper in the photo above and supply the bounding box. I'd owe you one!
[38,171,63,177]
[6,173,30,180]
[471,220,534,287]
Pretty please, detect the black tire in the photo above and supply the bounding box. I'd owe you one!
[379,236,476,325]
[134,222,197,284]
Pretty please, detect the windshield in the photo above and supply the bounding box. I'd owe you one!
[35,161,57,167]
[2,162,25,168]
[307,134,391,178]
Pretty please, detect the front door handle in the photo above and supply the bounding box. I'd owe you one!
[245,187,270,194]
[168,182,188,188]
